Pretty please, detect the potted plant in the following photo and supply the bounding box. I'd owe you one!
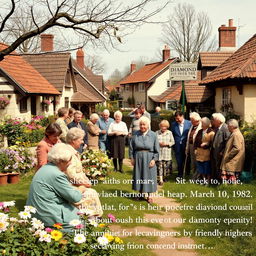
[0,152,9,185]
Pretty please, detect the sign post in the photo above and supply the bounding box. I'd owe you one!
[169,62,197,113]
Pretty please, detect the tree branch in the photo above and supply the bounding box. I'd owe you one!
[0,0,15,33]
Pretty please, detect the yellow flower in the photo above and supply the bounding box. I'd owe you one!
[51,230,63,241]
[10,226,14,232]
[53,223,63,229]
[2,249,6,254]
[104,233,114,242]
[98,223,106,228]
[115,237,123,244]
[59,239,68,245]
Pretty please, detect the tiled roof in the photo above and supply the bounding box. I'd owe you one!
[71,71,105,103]
[120,58,176,84]
[150,72,212,103]
[198,51,234,68]
[72,60,104,92]
[201,34,256,84]
[0,43,60,95]
[23,53,71,91]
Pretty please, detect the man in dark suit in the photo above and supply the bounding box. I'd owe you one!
[171,111,192,178]
[67,110,88,153]
[211,113,230,180]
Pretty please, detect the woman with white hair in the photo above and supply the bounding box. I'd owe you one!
[66,128,103,217]
[194,117,215,185]
[129,116,160,203]
[108,110,128,172]
[26,143,85,231]
[87,113,100,150]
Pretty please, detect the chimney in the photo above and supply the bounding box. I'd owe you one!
[218,19,236,51]
[40,34,54,52]
[162,45,170,61]
[76,48,85,69]
[130,63,136,73]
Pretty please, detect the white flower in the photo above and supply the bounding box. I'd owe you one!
[88,219,98,227]
[74,233,86,244]
[3,201,15,207]
[101,163,107,168]
[39,231,51,243]
[0,220,9,233]
[31,218,44,230]
[97,236,109,246]
[18,211,31,219]
[69,219,81,227]
[24,206,37,213]
[9,217,18,222]
[0,213,8,221]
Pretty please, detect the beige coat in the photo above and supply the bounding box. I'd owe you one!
[221,129,245,173]
[87,121,100,150]
[194,129,215,162]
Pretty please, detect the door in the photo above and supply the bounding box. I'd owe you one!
[31,96,37,116]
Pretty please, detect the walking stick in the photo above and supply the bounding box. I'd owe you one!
[183,153,188,178]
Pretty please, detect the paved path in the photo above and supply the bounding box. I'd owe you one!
[110,159,198,256]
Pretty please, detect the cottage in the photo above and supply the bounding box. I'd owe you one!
[0,43,60,121]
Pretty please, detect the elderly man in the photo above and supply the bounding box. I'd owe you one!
[185,112,202,176]
[220,119,245,183]
[211,113,230,180]
[171,111,191,178]
[97,109,114,153]
[67,111,88,153]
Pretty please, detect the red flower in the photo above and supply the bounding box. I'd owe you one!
[53,223,63,229]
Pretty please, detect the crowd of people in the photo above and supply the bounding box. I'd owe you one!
[27,105,245,230]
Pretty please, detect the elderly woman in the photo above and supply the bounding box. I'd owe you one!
[156,120,175,185]
[55,107,69,142]
[87,113,100,150]
[26,143,85,232]
[185,112,202,176]
[194,117,215,185]
[129,116,160,203]
[129,108,142,136]
[66,128,103,217]
[221,119,245,183]
[108,111,128,173]
[36,123,62,170]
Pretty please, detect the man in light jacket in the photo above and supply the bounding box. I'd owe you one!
[221,119,245,183]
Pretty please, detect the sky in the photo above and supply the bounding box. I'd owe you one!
[90,0,256,79]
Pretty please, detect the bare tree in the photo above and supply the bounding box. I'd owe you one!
[0,0,169,60]
[161,3,216,62]
[85,54,106,74]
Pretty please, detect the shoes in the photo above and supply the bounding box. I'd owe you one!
[114,168,118,172]
[118,169,124,173]
[158,181,164,186]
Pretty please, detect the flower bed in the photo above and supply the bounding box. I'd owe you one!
[0,202,122,255]
[0,116,47,146]
[81,150,113,180]
[0,145,36,174]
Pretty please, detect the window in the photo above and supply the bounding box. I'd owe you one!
[135,84,139,92]
[167,80,171,88]
[166,100,177,110]
[65,97,69,108]
[222,88,231,105]
[138,83,145,92]
[125,85,130,92]
[20,97,28,112]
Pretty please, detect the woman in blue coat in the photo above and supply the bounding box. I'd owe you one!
[129,116,160,203]
[26,143,85,232]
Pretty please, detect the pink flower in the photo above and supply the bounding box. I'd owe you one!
[107,214,116,223]
[45,227,53,233]
[75,224,84,229]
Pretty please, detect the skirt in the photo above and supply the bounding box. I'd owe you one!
[197,160,211,175]
[110,135,125,159]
